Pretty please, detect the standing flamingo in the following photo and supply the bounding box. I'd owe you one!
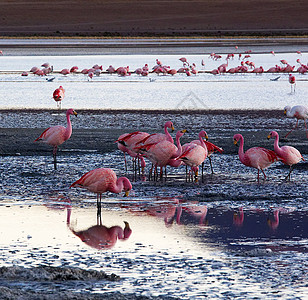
[284,105,308,138]
[140,130,186,180]
[53,86,65,109]
[288,74,296,93]
[177,130,209,181]
[116,131,150,173]
[233,134,279,182]
[267,131,304,181]
[70,168,132,214]
[34,108,77,169]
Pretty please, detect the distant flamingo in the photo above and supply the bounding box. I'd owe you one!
[288,74,296,93]
[267,131,304,180]
[106,65,116,74]
[177,130,209,181]
[41,62,50,68]
[60,68,70,75]
[233,133,279,182]
[34,108,77,169]
[70,66,78,73]
[70,168,132,212]
[53,86,65,109]
[21,71,28,76]
[284,105,308,138]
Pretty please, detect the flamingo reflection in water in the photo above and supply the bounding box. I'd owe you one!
[267,209,280,231]
[67,207,132,250]
[233,207,244,227]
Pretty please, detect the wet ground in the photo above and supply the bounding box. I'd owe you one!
[0,109,307,299]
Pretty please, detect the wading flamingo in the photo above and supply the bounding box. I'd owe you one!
[70,168,132,214]
[53,86,65,109]
[34,108,77,169]
[139,130,186,180]
[116,131,150,173]
[288,74,296,93]
[233,134,279,182]
[177,130,209,181]
[267,131,304,181]
[284,105,308,138]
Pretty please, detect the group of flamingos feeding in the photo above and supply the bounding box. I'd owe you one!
[34,105,307,206]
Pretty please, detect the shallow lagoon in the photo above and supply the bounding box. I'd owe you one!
[0,44,307,299]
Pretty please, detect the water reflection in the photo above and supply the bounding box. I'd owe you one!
[67,206,132,250]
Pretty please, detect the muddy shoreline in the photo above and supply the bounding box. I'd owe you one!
[1,109,307,157]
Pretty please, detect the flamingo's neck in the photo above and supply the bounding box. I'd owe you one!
[64,112,73,140]
[174,133,183,157]
[237,135,245,161]
[109,177,127,194]
[273,133,282,155]
[165,125,173,143]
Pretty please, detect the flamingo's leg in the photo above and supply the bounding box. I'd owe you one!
[285,119,299,138]
[53,146,58,170]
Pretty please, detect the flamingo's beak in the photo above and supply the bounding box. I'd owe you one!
[181,129,187,133]
[73,111,78,117]
[205,134,209,141]
[233,139,238,146]
[171,126,175,132]
[267,134,271,140]
[124,191,130,197]
[284,110,287,115]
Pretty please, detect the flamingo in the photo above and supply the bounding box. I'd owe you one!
[34,108,77,169]
[106,65,116,74]
[139,130,186,179]
[53,86,65,109]
[21,71,28,76]
[267,131,304,181]
[177,130,209,181]
[60,68,70,75]
[70,168,132,212]
[288,74,296,93]
[116,131,150,173]
[233,134,279,182]
[284,105,308,138]
[70,66,78,73]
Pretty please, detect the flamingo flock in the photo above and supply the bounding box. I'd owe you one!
[32,104,306,210]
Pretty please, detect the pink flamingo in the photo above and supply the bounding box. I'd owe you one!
[53,86,65,109]
[106,65,116,74]
[34,108,77,169]
[140,130,186,179]
[81,68,89,75]
[21,71,28,76]
[177,130,209,181]
[288,74,296,93]
[284,105,308,138]
[60,68,70,75]
[41,62,50,68]
[30,66,39,73]
[70,168,132,210]
[70,66,78,73]
[116,131,150,173]
[267,130,304,180]
[233,133,279,182]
